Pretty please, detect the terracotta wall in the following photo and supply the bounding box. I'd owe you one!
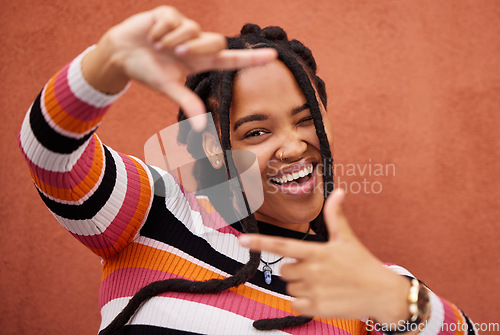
[1,0,499,334]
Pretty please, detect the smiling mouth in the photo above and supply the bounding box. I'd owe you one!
[269,163,314,185]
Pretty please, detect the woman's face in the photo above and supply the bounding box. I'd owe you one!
[229,60,333,232]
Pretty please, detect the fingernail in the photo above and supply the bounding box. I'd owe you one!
[238,235,251,247]
[174,44,188,56]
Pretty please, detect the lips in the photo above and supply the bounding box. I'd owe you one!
[267,160,318,196]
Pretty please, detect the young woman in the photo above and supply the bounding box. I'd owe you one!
[19,6,475,335]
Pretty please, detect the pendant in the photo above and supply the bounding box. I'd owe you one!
[263,265,272,285]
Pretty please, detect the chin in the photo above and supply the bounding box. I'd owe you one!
[256,197,323,225]
[257,178,325,225]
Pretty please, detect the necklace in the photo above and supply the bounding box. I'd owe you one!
[260,223,312,285]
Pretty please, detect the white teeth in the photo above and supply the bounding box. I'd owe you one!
[270,164,314,185]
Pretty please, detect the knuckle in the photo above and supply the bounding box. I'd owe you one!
[273,239,290,253]
[307,247,322,259]
[157,6,179,16]
[185,19,201,33]
[192,21,201,32]
[280,263,292,277]
[291,299,305,312]
[308,262,323,275]
[250,237,266,251]
[310,299,321,312]
[311,284,325,298]
[301,280,312,291]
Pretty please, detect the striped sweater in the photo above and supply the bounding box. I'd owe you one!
[19,48,475,334]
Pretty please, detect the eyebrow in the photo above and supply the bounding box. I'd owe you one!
[233,103,309,131]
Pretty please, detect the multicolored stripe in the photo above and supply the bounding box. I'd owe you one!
[18,48,152,259]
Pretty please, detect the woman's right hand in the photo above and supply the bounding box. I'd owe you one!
[82,6,277,130]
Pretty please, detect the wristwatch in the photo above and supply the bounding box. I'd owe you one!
[408,278,431,323]
[379,277,431,334]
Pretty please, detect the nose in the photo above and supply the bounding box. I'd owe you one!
[277,129,307,161]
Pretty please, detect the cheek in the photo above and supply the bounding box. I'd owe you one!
[256,152,275,179]
[232,145,274,180]
[300,127,321,151]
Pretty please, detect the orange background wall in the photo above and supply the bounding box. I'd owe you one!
[1,0,499,334]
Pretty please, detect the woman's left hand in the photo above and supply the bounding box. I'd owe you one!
[238,189,411,324]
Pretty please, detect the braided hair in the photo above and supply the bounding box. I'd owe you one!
[99,24,334,334]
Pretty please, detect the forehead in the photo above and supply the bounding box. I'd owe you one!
[231,60,307,117]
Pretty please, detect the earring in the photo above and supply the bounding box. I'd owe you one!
[211,156,223,169]
[278,151,285,161]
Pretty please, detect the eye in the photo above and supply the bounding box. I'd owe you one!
[297,116,314,126]
[244,129,268,139]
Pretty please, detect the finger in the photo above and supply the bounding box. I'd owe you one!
[159,80,207,131]
[323,188,354,240]
[149,7,183,42]
[123,51,207,131]
[193,48,278,72]
[155,19,201,50]
[238,234,318,260]
[291,298,314,317]
[280,262,307,282]
[287,280,309,297]
[174,32,227,56]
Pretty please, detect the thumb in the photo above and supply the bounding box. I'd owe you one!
[323,189,353,240]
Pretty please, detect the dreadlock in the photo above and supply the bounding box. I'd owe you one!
[99,24,334,334]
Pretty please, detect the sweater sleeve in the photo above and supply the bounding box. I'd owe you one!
[384,264,478,335]
[18,47,154,259]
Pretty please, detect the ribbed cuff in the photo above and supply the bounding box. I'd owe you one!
[67,45,130,108]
